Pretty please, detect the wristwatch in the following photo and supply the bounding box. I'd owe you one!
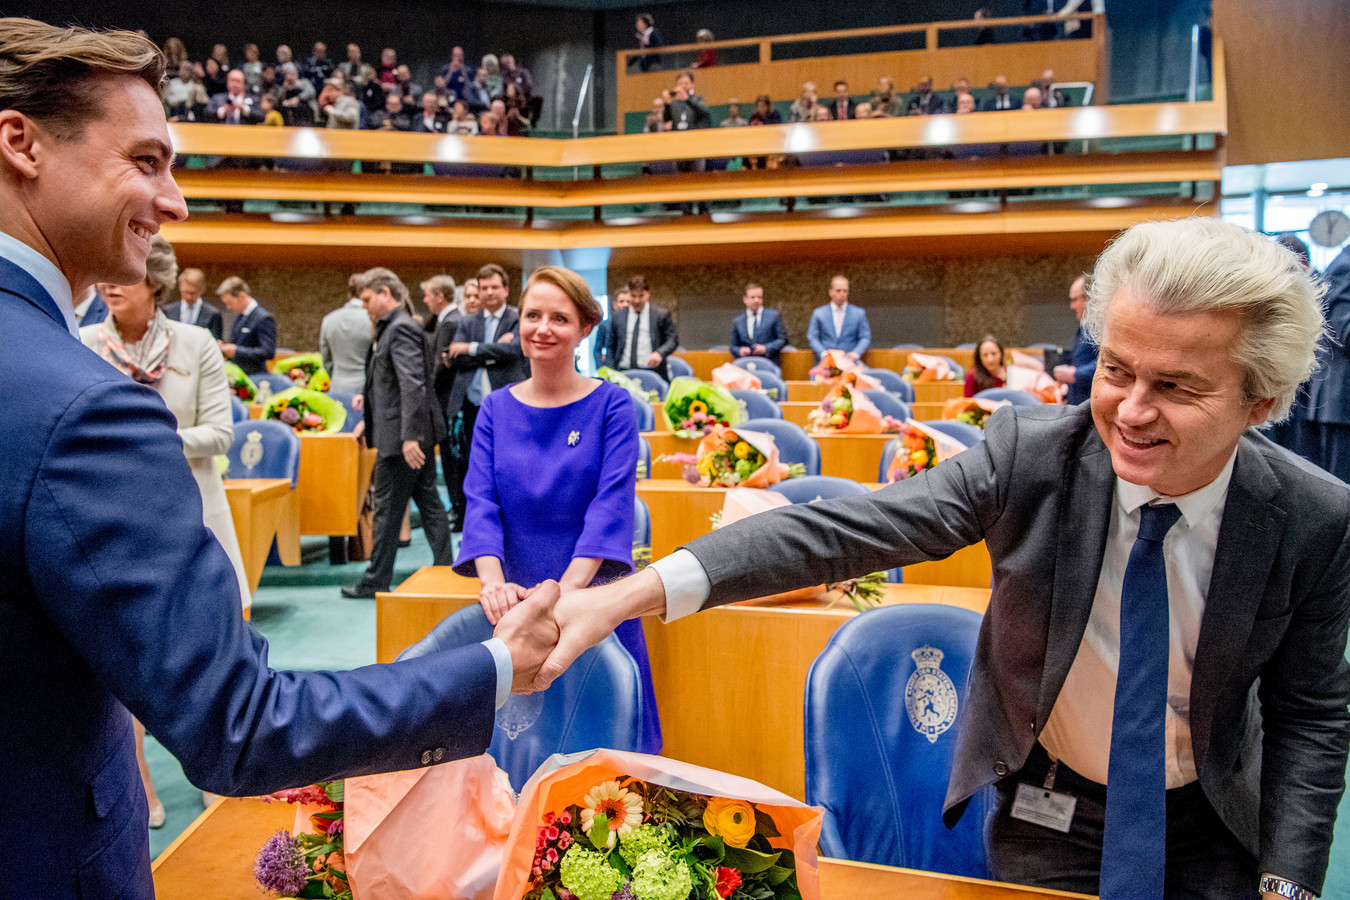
[1260,875,1315,900]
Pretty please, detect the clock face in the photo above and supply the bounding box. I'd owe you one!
[1310,210,1350,248]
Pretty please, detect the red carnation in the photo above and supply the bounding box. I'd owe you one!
[715,866,742,897]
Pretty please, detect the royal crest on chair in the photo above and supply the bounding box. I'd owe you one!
[905,646,958,744]
[497,692,544,741]
[240,431,264,470]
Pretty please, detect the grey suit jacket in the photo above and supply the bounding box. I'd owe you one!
[319,300,373,396]
[684,403,1350,892]
[361,308,445,456]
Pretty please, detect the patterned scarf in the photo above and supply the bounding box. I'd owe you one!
[95,310,172,384]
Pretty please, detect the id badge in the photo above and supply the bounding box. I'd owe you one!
[1010,782,1077,833]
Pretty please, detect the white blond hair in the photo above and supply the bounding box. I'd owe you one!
[1085,217,1327,421]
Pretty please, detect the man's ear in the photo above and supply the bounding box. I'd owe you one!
[0,110,42,179]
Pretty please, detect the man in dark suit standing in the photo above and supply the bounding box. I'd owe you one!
[208,68,264,125]
[342,268,452,598]
[73,283,108,326]
[444,263,529,512]
[1301,244,1350,483]
[829,80,856,120]
[602,274,678,381]
[1054,273,1098,405]
[730,282,788,365]
[422,274,464,528]
[216,276,277,375]
[162,267,223,339]
[634,13,665,72]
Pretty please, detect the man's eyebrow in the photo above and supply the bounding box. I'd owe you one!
[130,138,175,167]
[1100,347,1213,387]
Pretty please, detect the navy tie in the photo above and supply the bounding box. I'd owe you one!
[1100,502,1182,900]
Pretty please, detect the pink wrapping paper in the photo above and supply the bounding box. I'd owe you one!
[710,363,762,391]
[696,427,792,488]
[345,754,518,900]
[494,749,823,900]
[810,383,886,434]
[809,349,881,388]
[715,487,792,528]
[905,352,957,382]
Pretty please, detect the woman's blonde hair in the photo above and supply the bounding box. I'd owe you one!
[145,236,179,304]
[522,265,602,330]
[1085,217,1327,421]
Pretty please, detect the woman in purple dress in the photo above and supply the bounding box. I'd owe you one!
[453,266,661,753]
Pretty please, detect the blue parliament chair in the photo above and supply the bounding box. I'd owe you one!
[634,495,651,548]
[731,356,782,377]
[225,419,301,487]
[769,475,870,504]
[739,418,821,476]
[327,391,362,432]
[750,369,788,402]
[955,342,978,350]
[921,420,985,448]
[666,356,694,379]
[229,394,249,423]
[638,436,652,479]
[623,368,669,401]
[892,343,924,351]
[862,390,911,421]
[1028,342,1061,352]
[629,391,656,432]
[804,603,992,878]
[730,389,783,421]
[861,368,914,403]
[254,371,297,397]
[397,604,644,792]
[974,387,1041,407]
[878,438,902,483]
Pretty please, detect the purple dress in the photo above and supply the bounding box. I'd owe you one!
[453,379,661,753]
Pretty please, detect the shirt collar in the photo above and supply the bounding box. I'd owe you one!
[437,304,454,323]
[242,297,258,317]
[0,228,76,336]
[1115,446,1239,529]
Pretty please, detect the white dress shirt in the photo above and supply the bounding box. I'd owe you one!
[623,306,652,369]
[747,311,760,342]
[179,298,203,325]
[831,302,848,339]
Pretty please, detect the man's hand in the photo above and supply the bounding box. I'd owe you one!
[402,440,425,469]
[219,341,237,358]
[351,393,364,411]
[645,350,663,368]
[480,580,527,626]
[1053,364,1076,385]
[448,341,470,358]
[497,332,514,343]
[493,582,560,693]
[845,351,860,361]
[752,344,767,355]
[738,346,750,357]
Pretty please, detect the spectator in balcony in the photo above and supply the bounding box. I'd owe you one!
[955,92,977,114]
[830,80,856,120]
[965,337,1007,396]
[240,43,263,93]
[854,100,875,119]
[275,44,293,70]
[693,28,718,68]
[209,42,230,72]
[275,63,317,127]
[338,43,364,83]
[812,105,833,123]
[480,110,502,136]
[320,76,361,129]
[415,91,447,133]
[907,75,947,115]
[644,97,667,133]
[974,7,996,44]
[447,99,480,135]
[503,82,529,121]
[163,36,189,71]
[442,46,475,97]
[393,64,423,110]
[953,76,972,96]
[480,54,504,100]
[748,93,781,125]
[429,75,454,110]
[870,75,902,116]
[462,67,492,114]
[210,69,263,124]
[720,99,747,127]
[258,63,277,99]
[501,54,533,100]
[305,41,335,86]
[789,81,817,122]
[982,74,1018,110]
[369,90,413,131]
[378,47,398,88]
[201,55,229,97]
[1021,86,1044,109]
[662,70,710,131]
[492,98,531,137]
[1034,69,1070,107]
[259,93,283,127]
[165,60,209,122]
[634,13,664,72]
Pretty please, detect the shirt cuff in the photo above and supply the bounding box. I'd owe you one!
[650,549,711,623]
[482,637,512,709]
[469,341,480,354]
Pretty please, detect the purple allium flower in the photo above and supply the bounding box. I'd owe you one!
[611,884,636,900]
[279,407,300,425]
[254,829,309,896]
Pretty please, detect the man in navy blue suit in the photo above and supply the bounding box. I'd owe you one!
[807,274,871,361]
[730,282,788,365]
[1302,245,1350,483]
[1055,274,1099,405]
[217,275,277,374]
[162,266,223,339]
[0,20,555,899]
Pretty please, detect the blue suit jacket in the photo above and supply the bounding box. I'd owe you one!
[1306,247,1350,426]
[81,291,109,326]
[807,303,871,359]
[0,256,496,899]
[229,303,277,374]
[730,308,788,364]
[1065,324,1098,406]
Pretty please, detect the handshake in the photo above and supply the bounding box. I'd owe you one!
[488,569,667,693]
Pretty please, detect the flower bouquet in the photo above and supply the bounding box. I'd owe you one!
[599,367,660,404]
[661,377,741,439]
[709,363,761,393]
[940,396,1009,429]
[661,426,803,488]
[807,350,880,389]
[901,353,957,383]
[262,387,347,434]
[273,352,332,392]
[806,381,901,434]
[225,361,257,402]
[1005,350,1063,404]
[496,748,823,900]
[886,419,967,482]
[254,781,349,899]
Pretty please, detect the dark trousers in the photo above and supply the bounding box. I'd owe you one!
[449,402,480,519]
[438,435,463,525]
[357,449,451,592]
[988,744,1256,899]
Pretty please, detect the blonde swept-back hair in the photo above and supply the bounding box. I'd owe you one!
[523,265,602,331]
[0,18,164,141]
[1085,217,1327,422]
[421,273,457,300]
[144,235,179,303]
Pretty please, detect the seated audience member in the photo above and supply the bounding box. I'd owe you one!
[209,69,262,124]
[442,45,474,96]
[320,275,374,395]
[377,47,398,87]
[202,45,230,95]
[274,63,317,127]
[492,98,530,136]
[503,82,530,122]
[447,99,480,135]
[337,43,364,83]
[602,275,678,380]
[164,60,208,121]
[429,75,453,110]
[216,277,277,376]
[258,63,278,99]
[869,75,895,109]
[259,94,283,127]
[480,54,504,99]
[414,91,447,132]
[162,35,189,70]
[1035,69,1070,108]
[811,104,833,122]
[462,67,492,113]
[634,13,665,72]
[853,100,875,118]
[500,54,533,101]
[807,274,870,361]
[662,70,710,131]
[748,93,781,125]
[275,44,294,70]
[720,99,747,127]
[368,90,413,131]
[830,80,855,120]
[239,43,263,93]
[393,64,423,110]
[789,81,817,122]
[644,96,667,133]
[479,110,503,136]
[731,283,788,365]
[694,28,718,68]
[907,74,947,115]
[964,336,1007,396]
[1021,86,1043,110]
[304,41,334,86]
[954,92,977,114]
[320,77,361,129]
[164,268,223,339]
[982,74,1018,111]
[953,76,972,96]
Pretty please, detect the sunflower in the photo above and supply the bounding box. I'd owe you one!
[688,400,708,416]
[579,781,644,847]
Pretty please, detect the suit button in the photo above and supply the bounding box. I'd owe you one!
[433,747,445,762]
[420,750,432,765]
[993,761,1010,777]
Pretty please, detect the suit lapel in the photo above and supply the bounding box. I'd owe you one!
[0,256,67,329]
[1188,440,1283,770]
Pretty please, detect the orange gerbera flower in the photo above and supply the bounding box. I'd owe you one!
[579,781,644,847]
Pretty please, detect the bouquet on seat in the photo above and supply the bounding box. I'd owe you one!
[709,363,761,393]
[662,378,741,439]
[598,367,660,404]
[808,350,880,389]
[902,352,958,383]
[886,420,967,482]
[941,396,1009,429]
[225,361,257,402]
[662,425,803,488]
[262,387,347,434]
[253,781,348,899]
[1004,350,1064,404]
[807,380,902,434]
[272,352,331,391]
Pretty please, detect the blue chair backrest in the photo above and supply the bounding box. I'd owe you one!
[893,343,924,350]
[623,368,669,401]
[628,392,655,432]
[730,389,783,420]
[229,394,249,423]
[752,369,788,402]
[255,372,297,397]
[634,496,651,547]
[769,475,870,504]
[732,356,782,377]
[1027,342,1060,352]
[879,438,902,482]
[667,356,694,379]
[739,418,821,476]
[328,391,362,432]
[637,437,652,479]
[397,604,644,792]
[955,342,977,350]
[862,368,914,403]
[974,388,1041,407]
[226,419,301,486]
[805,603,992,878]
[862,390,911,421]
[920,420,985,448]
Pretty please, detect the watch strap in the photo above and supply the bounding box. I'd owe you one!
[1260,875,1316,900]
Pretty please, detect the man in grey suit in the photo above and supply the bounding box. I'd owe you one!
[516,218,1349,900]
[341,268,451,598]
[319,273,374,395]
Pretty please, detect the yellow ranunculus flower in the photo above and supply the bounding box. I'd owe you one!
[703,797,756,848]
[697,455,715,476]
[274,399,289,410]
[910,450,929,467]
[733,441,751,459]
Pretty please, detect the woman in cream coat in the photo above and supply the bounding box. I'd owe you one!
[81,236,250,827]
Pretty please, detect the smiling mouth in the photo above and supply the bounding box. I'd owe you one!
[129,222,155,241]
[1119,429,1166,450]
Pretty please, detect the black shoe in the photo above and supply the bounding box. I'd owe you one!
[449,514,464,533]
[340,583,378,599]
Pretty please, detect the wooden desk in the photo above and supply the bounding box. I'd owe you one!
[153,796,1084,899]
[672,349,734,382]
[374,567,481,663]
[642,431,887,484]
[781,349,815,382]
[786,380,830,403]
[297,434,378,537]
[222,478,293,594]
